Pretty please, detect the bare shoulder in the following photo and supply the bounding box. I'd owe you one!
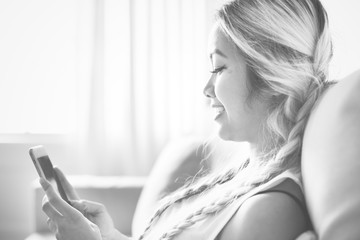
[302,69,360,239]
[218,192,308,240]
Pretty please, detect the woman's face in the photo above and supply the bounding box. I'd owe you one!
[204,25,268,143]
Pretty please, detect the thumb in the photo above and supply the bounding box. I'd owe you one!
[70,200,105,216]
[295,231,317,240]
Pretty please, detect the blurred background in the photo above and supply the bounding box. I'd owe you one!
[0,0,359,239]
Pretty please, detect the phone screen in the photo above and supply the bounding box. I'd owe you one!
[30,147,70,205]
[37,155,55,181]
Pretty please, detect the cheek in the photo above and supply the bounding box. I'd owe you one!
[214,77,229,100]
[215,75,248,110]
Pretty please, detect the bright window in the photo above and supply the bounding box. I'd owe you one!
[322,0,360,79]
[0,1,78,134]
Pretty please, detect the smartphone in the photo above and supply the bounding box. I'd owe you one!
[29,145,70,205]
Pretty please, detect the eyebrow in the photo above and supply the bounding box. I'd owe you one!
[209,49,227,59]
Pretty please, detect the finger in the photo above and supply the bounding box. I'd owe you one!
[40,178,73,217]
[42,195,62,222]
[47,217,58,233]
[53,166,80,200]
[70,199,105,216]
[295,231,317,240]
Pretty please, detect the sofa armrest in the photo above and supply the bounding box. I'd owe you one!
[30,176,146,238]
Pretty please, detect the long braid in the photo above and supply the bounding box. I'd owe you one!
[159,166,283,240]
[159,190,249,240]
[137,159,249,240]
[273,83,324,170]
[269,0,333,170]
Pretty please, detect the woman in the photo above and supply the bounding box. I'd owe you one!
[40,0,338,239]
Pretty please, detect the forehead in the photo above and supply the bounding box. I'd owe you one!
[208,25,238,58]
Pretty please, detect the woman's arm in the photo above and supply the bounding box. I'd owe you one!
[218,192,308,240]
[302,70,360,239]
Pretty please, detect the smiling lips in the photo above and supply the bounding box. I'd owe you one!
[212,105,225,119]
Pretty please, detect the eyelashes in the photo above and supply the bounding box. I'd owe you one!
[210,66,226,74]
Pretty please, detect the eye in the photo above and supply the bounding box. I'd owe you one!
[210,66,226,74]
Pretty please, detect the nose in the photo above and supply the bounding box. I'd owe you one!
[203,75,215,98]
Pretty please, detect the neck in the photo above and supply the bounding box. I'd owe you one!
[249,143,264,163]
[248,131,269,163]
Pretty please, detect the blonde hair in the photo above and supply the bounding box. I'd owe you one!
[138,0,333,239]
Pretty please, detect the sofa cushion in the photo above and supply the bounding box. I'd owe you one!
[132,137,210,236]
[302,70,360,239]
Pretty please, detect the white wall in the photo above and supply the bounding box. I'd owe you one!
[322,0,360,79]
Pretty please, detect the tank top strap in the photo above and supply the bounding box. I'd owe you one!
[257,178,305,212]
[255,177,313,230]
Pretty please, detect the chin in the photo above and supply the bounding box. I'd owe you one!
[217,126,241,142]
[217,122,252,142]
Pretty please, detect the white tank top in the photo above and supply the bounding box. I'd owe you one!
[140,171,302,240]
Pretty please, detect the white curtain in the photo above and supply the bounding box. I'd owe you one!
[74,0,216,176]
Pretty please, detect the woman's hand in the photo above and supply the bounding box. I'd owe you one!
[41,167,123,240]
[70,199,117,240]
[40,178,102,240]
